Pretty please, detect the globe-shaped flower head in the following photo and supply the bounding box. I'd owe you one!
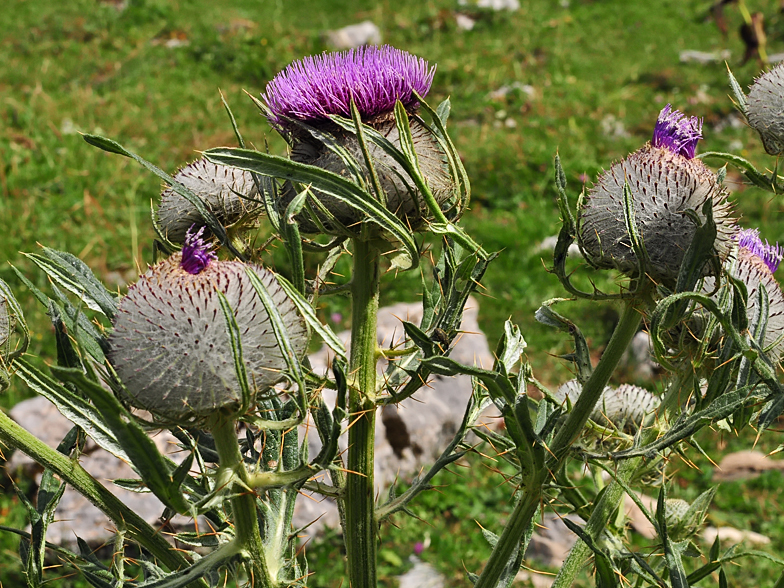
[579,105,737,286]
[108,227,309,425]
[157,158,263,245]
[733,229,784,362]
[746,63,784,155]
[262,45,454,234]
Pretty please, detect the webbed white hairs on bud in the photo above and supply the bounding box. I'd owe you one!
[157,158,262,244]
[746,64,784,155]
[109,255,308,423]
[555,379,660,429]
[284,118,453,234]
[579,145,736,285]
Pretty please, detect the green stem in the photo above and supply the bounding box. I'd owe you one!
[344,238,380,588]
[474,297,644,588]
[0,410,205,586]
[209,414,272,588]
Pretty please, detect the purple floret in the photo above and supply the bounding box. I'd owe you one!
[180,226,217,275]
[262,45,435,126]
[738,228,783,273]
[652,104,703,159]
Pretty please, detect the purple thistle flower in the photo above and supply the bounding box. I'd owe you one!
[180,226,217,275]
[262,45,435,126]
[737,228,783,273]
[652,104,703,159]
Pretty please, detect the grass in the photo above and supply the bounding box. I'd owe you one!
[2,0,784,585]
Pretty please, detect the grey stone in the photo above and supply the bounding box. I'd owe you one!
[396,558,445,588]
[526,513,581,568]
[5,396,196,547]
[713,450,784,482]
[295,297,495,537]
[703,526,770,546]
[325,21,381,50]
[679,50,731,64]
[458,0,520,10]
[455,14,476,31]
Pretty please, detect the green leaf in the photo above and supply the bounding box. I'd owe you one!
[51,366,194,516]
[245,267,307,421]
[435,97,451,130]
[204,147,420,270]
[23,248,118,319]
[215,290,254,416]
[534,302,592,383]
[657,486,690,588]
[281,188,307,294]
[14,359,131,463]
[561,518,619,588]
[276,274,346,360]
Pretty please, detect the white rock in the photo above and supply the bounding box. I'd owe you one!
[397,558,445,588]
[325,21,381,49]
[703,526,770,546]
[476,0,520,10]
[713,450,784,482]
[526,513,581,567]
[679,50,731,64]
[536,235,582,259]
[6,396,196,547]
[455,13,477,31]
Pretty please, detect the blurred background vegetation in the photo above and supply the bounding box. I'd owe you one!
[1,0,784,586]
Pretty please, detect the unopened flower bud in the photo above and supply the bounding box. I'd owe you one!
[746,63,784,155]
[157,158,262,245]
[555,379,660,429]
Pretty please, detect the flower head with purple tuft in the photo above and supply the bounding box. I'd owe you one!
[578,104,736,286]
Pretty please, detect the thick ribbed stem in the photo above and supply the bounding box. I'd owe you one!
[0,410,205,585]
[209,415,272,588]
[345,238,380,588]
[474,298,644,588]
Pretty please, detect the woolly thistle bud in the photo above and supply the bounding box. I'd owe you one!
[731,245,784,362]
[696,232,784,365]
[579,106,736,285]
[262,45,454,235]
[108,229,308,424]
[555,379,660,430]
[157,158,262,245]
[746,63,784,155]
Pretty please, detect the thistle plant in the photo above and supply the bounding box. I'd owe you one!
[0,41,783,588]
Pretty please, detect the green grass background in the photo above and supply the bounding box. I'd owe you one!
[2,0,784,585]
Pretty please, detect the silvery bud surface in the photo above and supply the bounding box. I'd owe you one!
[579,144,736,285]
[263,45,454,235]
[746,63,784,155]
[699,233,784,364]
[108,233,308,423]
[285,119,453,233]
[157,158,262,245]
[555,379,660,429]
[731,246,784,362]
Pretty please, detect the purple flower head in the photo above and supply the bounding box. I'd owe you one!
[737,228,783,273]
[652,104,703,159]
[180,225,217,275]
[262,45,435,126]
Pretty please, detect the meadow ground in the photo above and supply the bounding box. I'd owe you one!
[1,0,784,585]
